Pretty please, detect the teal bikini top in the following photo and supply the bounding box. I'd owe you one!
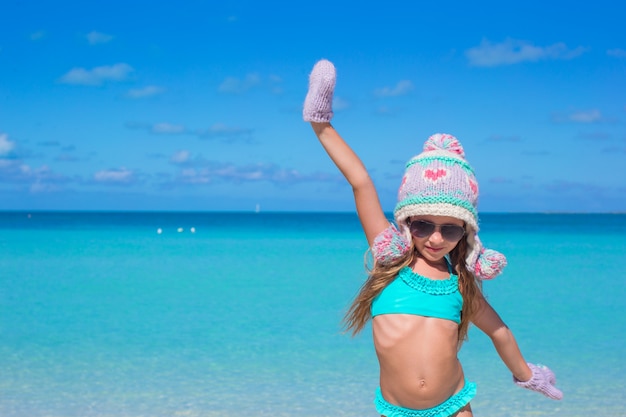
[371,260,462,324]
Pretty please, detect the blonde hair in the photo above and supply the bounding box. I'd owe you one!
[343,237,482,346]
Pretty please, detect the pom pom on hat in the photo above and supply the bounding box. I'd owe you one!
[423,133,465,157]
[473,248,507,280]
[371,224,411,265]
[466,235,507,280]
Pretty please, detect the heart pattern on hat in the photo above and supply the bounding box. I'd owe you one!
[424,168,447,181]
[468,178,478,195]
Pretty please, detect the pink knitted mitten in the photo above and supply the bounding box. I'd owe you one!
[514,363,563,400]
[303,59,336,123]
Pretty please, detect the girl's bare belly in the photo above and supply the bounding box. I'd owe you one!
[373,314,465,410]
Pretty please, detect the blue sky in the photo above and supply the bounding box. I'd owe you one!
[1,0,625,213]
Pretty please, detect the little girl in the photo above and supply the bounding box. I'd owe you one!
[303,59,562,417]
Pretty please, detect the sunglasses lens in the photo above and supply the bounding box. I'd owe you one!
[409,220,435,238]
[441,225,465,241]
[409,221,465,241]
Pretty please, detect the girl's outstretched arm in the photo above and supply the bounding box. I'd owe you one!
[304,60,389,245]
[472,295,563,400]
[472,296,531,380]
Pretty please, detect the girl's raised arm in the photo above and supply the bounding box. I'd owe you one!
[304,60,389,245]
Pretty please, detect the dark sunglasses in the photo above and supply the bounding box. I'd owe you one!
[408,219,465,242]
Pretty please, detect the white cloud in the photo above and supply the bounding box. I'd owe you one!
[55,153,81,162]
[374,80,414,97]
[578,132,610,141]
[126,121,252,142]
[30,181,57,193]
[0,133,16,157]
[0,159,71,190]
[466,38,587,67]
[152,123,186,134]
[59,63,134,86]
[166,158,343,188]
[376,106,392,115]
[171,150,190,164]
[568,109,602,123]
[268,74,284,94]
[93,168,134,184]
[333,96,350,111]
[126,85,165,98]
[126,121,188,135]
[552,109,603,123]
[86,31,114,45]
[30,30,46,41]
[487,135,522,143]
[607,48,626,58]
[217,72,285,94]
[196,123,253,140]
[218,73,261,94]
[37,140,61,147]
[174,162,307,184]
[202,123,245,135]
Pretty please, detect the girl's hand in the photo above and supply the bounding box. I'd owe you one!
[514,363,563,400]
[303,59,335,123]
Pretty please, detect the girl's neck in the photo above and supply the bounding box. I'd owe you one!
[412,255,450,279]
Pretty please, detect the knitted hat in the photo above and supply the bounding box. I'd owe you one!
[394,133,479,232]
[373,133,506,279]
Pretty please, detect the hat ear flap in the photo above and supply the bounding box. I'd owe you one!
[465,233,507,280]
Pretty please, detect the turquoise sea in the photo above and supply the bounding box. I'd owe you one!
[1,211,625,417]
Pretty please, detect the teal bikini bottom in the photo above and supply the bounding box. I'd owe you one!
[374,380,476,417]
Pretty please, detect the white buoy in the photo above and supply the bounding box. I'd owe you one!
[157,228,163,234]
[190,227,196,233]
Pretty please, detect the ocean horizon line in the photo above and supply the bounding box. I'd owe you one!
[1,209,625,215]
